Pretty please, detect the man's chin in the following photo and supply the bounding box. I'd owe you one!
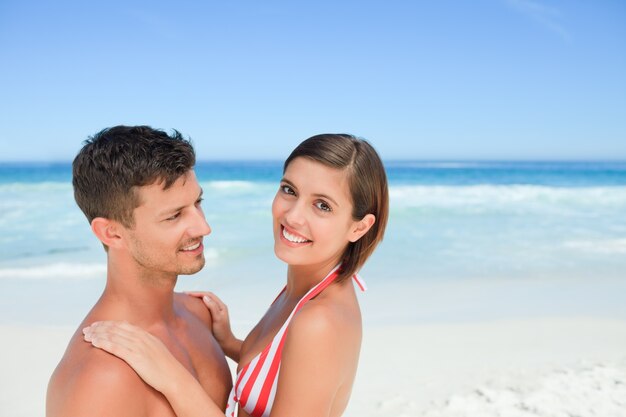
[178,258,206,275]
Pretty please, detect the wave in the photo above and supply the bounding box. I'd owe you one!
[389,161,487,169]
[0,262,106,280]
[389,185,626,210]
[0,182,72,193]
[0,181,264,193]
[563,239,626,254]
[0,246,91,262]
[0,248,222,280]
[204,180,257,189]
[203,248,220,261]
[3,182,626,218]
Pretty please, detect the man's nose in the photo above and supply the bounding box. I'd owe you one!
[190,206,211,237]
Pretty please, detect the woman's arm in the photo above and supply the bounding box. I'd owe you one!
[83,321,226,417]
[186,291,243,362]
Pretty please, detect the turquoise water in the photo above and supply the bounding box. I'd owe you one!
[1,161,626,325]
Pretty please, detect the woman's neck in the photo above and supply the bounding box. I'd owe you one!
[284,260,341,299]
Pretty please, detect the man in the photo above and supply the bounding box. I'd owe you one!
[47,126,232,416]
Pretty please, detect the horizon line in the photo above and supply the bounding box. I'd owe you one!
[2,158,626,164]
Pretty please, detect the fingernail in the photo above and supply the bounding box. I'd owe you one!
[203,296,211,303]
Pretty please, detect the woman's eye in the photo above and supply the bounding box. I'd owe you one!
[195,197,204,206]
[281,185,295,195]
[315,201,332,212]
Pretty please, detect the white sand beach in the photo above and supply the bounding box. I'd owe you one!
[350,319,626,416]
[3,274,626,417]
[2,316,626,417]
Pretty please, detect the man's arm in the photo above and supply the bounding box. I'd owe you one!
[47,350,148,417]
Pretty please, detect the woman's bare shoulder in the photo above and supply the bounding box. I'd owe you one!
[289,295,361,349]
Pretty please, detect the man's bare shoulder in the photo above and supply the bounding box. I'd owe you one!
[47,337,148,417]
[174,292,211,328]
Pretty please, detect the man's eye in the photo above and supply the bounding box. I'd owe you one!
[315,201,332,212]
[166,212,181,221]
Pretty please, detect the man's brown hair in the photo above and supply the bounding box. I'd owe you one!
[72,125,196,228]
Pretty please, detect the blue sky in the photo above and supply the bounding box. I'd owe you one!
[0,0,624,161]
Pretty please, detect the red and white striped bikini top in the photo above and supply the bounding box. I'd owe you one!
[225,265,367,417]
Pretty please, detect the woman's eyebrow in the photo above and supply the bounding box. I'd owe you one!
[313,192,339,207]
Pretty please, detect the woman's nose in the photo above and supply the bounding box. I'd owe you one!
[284,201,306,227]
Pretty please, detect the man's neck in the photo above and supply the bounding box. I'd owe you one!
[100,257,179,327]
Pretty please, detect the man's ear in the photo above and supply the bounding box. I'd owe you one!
[348,214,376,243]
[91,217,124,248]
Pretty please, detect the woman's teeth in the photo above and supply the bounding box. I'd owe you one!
[282,228,310,243]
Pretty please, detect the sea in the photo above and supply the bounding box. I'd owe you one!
[1,161,626,326]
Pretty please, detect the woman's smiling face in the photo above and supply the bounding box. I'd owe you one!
[272,157,363,269]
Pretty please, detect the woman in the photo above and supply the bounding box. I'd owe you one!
[83,133,389,417]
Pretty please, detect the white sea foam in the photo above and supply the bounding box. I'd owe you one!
[389,185,626,210]
[202,248,221,266]
[397,162,486,169]
[0,263,106,280]
[204,180,256,189]
[0,182,72,193]
[0,248,222,280]
[563,239,626,254]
